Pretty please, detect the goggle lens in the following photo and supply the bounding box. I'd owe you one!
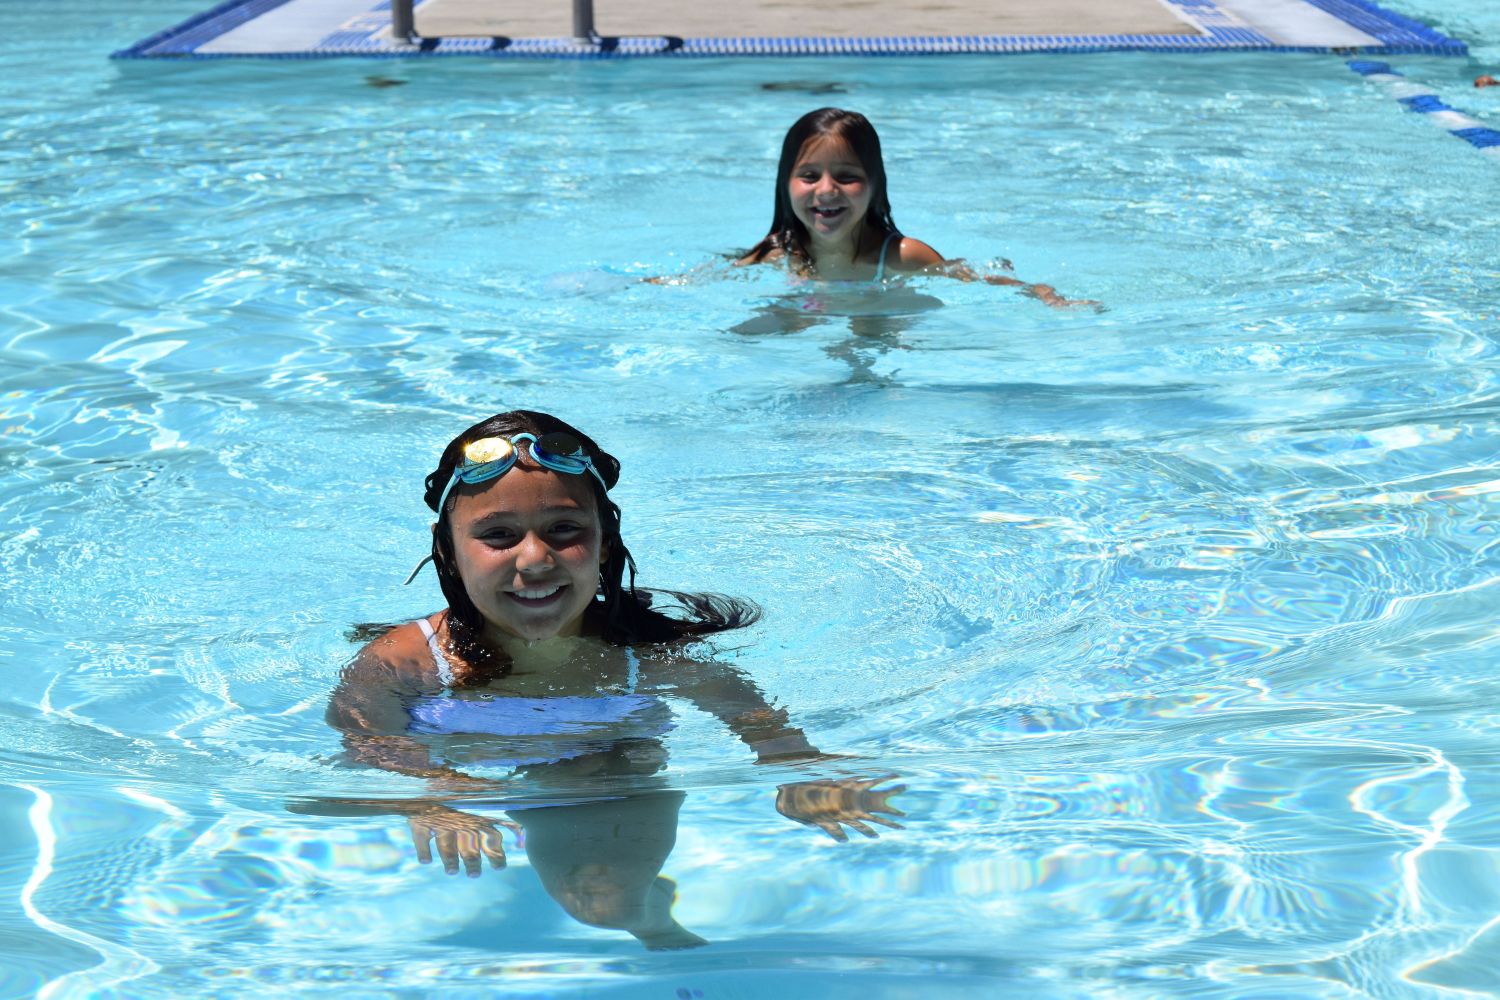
[455,437,519,485]
[463,437,518,465]
[532,431,587,471]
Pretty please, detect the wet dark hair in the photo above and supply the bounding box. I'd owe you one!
[421,410,759,683]
[742,108,898,273]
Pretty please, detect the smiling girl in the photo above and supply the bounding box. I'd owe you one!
[345,410,766,690]
[324,410,904,884]
[739,107,1091,307]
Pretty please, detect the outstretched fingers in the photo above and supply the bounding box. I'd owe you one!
[407,809,516,877]
[776,774,914,842]
[434,827,461,875]
[408,817,434,865]
[815,819,850,843]
[454,829,486,877]
[481,824,509,870]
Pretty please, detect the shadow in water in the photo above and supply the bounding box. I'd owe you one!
[729,286,944,385]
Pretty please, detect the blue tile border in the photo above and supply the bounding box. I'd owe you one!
[111,0,1467,60]
[1348,59,1500,158]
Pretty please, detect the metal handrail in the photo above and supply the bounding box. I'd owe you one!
[391,0,414,40]
[388,0,598,43]
[571,0,595,40]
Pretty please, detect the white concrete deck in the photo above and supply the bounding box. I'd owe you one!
[413,0,1202,41]
[1215,0,1377,46]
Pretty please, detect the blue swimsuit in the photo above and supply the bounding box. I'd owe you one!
[406,619,673,768]
[872,230,899,283]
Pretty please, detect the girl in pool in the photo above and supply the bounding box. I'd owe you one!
[738,107,1090,307]
[319,410,902,943]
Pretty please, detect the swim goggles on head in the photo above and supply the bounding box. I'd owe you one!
[434,432,608,515]
[403,431,608,585]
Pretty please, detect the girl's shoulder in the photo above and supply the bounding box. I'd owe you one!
[329,617,448,733]
[887,236,945,272]
[349,617,446,687]
[736,246,786,266]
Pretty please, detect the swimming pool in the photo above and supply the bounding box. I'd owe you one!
[4,0,1499,994]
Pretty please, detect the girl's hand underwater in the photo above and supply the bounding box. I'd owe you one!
[407,804,522,878]
[1024,283,1103,310]
[775,775,907,842]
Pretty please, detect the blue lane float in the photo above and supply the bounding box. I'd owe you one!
[112,0,1467,60]
[1348,59,1500,159]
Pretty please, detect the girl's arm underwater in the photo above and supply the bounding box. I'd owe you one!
[640,260,740,286]
[933,257,1099,309]
[891,239,1097,308]
[647,656,826,763]
[646,657,907,840]
[737,237,1097,308]
[294,627,519,876]
[287,794,517,878]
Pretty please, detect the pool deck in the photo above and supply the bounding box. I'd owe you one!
[414,0,1201,43]
[114,0,1466,59]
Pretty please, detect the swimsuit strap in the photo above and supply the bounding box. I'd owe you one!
[874,231,900,283]
[416,617,456,688]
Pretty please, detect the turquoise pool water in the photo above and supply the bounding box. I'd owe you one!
[4,1,1500,996]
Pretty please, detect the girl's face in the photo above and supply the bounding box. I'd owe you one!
[447,463,608,643]
[787,134,872,247]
